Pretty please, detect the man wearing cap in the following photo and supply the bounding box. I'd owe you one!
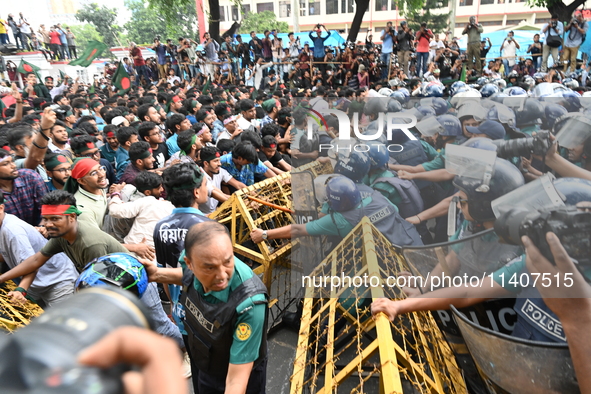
[260,99,280,128]
[464,120,506,140]
[462,16,483,73]
[199,146,245,214]
[45,152,72,191]
[119,141,156,186]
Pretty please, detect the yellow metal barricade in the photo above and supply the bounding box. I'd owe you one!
[0,280,44,332]
[290,217,466,394]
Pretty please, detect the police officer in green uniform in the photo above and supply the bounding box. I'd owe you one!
[144,221,268,394]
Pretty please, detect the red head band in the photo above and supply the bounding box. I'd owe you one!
[71,158,98,180]
[41,205,82,216]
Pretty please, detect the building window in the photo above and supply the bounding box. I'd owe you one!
[257,2,274,13]
[480,0,494,4]
[460,0,473,5]
[342,0,354,13]
[326,0,338,14]
[506,19,522,25]
[231,6,239,21]
[242,4,251,15]
[480,20,502,26]
[219,6,226,22]
[279,1,291,17]
[376,0,388,11]
[536,17,551,24]
[309,1,321,15]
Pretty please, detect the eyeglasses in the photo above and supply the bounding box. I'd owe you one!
[50,167,72,174]
[87,166,107,177]
[80,150,101,158]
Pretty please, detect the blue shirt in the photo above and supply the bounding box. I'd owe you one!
[381,29,394,53]
[2,169,48,226]
[211,119,225,143]
[58,28,67,44]
[154,43,167,65]
[166,133,180,156]
[309,31,329,58]
[543,21,564,39]
[115,147,130,182]
[220,153,269,186]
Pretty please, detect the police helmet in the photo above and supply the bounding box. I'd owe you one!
[492,78,507,90]
[453,158,524,222]
[508,70,520,79]
[333,150,371,183]
[423,83,444,97]
[504,86,528,97]
[559,91,582,112]
[436,114,462,137]
[480,83,500,98]
[326,176,362,212]
[75,253,149,298]
[367,142,389,170]
[487,104,516,128]
[543,103,568,130]
[461,137,498,151]
[522,75,536,91]
[420,97,448,115]
[476,76,490,87]
[554,178,591,206]
[390,90,407,105]
[387,98,403,112]
[512,98,544,127]
[416,105,436,118]
[450,81,467,96]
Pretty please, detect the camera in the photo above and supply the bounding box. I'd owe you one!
[495,206,591,269]
[552,21,558,28]
[492,131,551,159]
[0,287,153,394]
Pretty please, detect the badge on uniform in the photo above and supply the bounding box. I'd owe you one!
[236,323,251,341]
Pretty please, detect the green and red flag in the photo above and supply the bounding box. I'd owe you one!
[460,64,467,83]
[59,69,66,82]
[69,40,108,67]
[201,75,211,95]
[17,59,41,81]
[112,62,131,95]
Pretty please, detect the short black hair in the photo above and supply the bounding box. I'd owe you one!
[200,145,221,164]
[6,122,34,150]
[166,113,186,132]
[277,107,292,125]
[232,142,258,164]
[261,123,280,138]
[40,190,77,206]
[162,163,204,208]
[177,129,197,153]
[70,134,97,154]
[137,104,155,122]
[104,109,123,125]
[138,121,158,141]
[77,122,99,136]
[129,141,152,162]
[239,130,262,149]
[135,171,162,193]
[216,139,235,154]
[239,99,255,112]
[116,126,139,145]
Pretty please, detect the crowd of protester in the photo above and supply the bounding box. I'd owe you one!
[0,12,590,392]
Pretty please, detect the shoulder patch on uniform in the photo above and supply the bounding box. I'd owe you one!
[236,322,251,341]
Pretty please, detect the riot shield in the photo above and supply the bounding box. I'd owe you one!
[452,305,578,394]
[401,230,523,393]
[291,170,325,296]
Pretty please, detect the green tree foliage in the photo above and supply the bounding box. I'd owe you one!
[238,11,289,34]
[75,3,121,47]
[526,0,584,22]
[405,0,450,34]
[66,24,102,49]
[124,0,199,45]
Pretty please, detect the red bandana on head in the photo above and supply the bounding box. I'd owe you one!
[270,144,276,148]
[106,131,115,138]
[216,152,220,157]
[57,155,67,163]
[86,142,95,149]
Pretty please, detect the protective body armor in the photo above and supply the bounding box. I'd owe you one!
[389,140,431,189]
[371,176,424,218]
[181,270,268,380]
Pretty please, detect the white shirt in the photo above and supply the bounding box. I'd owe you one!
[199,168,233,214]
[429,40,445,58]
[502,40,518,66]
[108,195,174,248]
[310,96,329,111]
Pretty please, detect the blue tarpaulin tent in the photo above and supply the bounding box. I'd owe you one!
[236,31,346,49]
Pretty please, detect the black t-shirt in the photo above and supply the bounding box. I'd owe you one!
[258,150,282,167]
[152,143,169,169]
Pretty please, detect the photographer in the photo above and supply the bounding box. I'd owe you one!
[527,34,543,71]
[541,14,564,72]
[287,32,301,59]
[500,31,520,76]
[397,21,414,76]
[416,22,433,77]
[462,16,484,73]
[563,11,588,74]
[380,21,396,79]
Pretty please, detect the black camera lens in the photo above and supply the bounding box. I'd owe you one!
[495,207,536,245]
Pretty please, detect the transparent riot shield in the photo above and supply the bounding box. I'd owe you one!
[452,305,578,394]
[401,230,524,393]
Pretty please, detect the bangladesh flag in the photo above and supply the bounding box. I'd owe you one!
[112,62,131,94]
[17,59,41,81]
[59,69,66,82]
[460,64,466,83]
[69,41,108,68]
[202,76,211,94]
